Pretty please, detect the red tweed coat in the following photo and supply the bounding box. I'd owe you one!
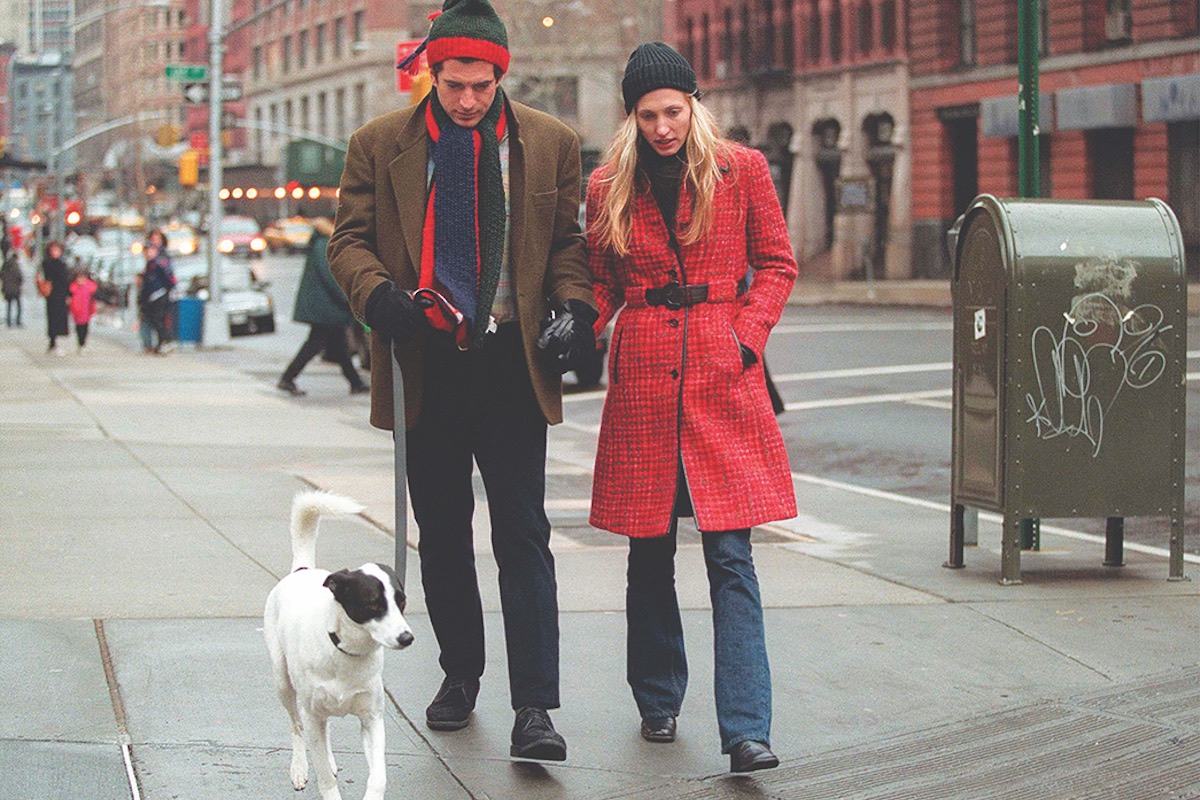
[587,145,798,538]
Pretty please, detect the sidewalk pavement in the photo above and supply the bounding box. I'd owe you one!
[1,309,1197,800]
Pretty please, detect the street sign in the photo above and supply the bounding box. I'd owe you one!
[165,64,208,82]
[182,81,244,104]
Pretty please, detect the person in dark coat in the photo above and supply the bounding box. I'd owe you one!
[586,43,797,773]
[138,231,177,354]
[277,218,368,396]
[41,242,71,354]
[2,247,23,327]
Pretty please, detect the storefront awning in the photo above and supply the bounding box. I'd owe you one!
[1142,73,1200,123]
[1055,83,1137,131]
[980,93,1055,138]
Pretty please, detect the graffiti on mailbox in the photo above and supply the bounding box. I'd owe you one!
[1023,259,1173,457]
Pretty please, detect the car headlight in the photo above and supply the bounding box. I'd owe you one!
[130,242,144,255]
[218,239,234,253]
[250,237,266,251]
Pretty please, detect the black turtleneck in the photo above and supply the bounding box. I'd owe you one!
[639,138,687,233]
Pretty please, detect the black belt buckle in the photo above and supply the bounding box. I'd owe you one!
[660,281,685,310]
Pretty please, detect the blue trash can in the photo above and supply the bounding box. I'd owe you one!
[176,296,204,343]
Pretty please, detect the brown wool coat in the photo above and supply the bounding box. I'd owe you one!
[329,98,593,431]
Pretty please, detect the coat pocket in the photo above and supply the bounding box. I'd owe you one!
[609,327,625,385]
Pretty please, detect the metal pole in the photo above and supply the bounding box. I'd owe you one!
[202,0,230,346]
[1017,0,1040,198]
[1017,0,1041,551]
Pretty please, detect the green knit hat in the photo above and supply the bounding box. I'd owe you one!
[414,0,510,74]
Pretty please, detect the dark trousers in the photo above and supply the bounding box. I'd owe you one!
[4,295,19,327]
[407,324,559,710]
[75,321,89,347]
[282,323,365,388]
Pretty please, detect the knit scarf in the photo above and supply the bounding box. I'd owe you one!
[422,89,507,349]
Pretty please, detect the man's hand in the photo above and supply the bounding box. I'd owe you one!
[364,282,428,343]
[537,299,599,374]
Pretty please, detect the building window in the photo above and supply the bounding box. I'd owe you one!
[335,87,346,140]
[782,0,794,69]
[317,91,327,135]
[683,17,695,66]
[298,29,308,69]
[283,35,292,72]
[1105,0,1132,42]
[354,82,366,129]
[700,13,711,79]
[284,99,293,132]
[252,45,262,80]
[829,3,842,62]
[300,95,310,131]
[353,11,365,47]
[1038,0,1050,55]
[857,0,873,56]
[720,8,734,76]
[334,17,345,59]
[960,0,977,66]
[740,4,752,71]
[762,0,775,69]
[881,0,896,50]
[808,0,822,61]
[316,23,326,64]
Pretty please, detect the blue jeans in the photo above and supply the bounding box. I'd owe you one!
[627,522,772,752]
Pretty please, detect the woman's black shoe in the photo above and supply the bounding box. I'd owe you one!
[729,740,779,773]
[640,716,677,743]
[277,377,306,396]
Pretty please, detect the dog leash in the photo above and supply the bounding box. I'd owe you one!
[391,344,408,589]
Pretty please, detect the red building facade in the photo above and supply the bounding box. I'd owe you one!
[909,0,1200,278]
[675,0,912,279]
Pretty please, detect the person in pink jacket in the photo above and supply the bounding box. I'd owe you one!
[68,269,99,352]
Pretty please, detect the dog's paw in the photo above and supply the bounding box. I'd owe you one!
[290,752,309,790]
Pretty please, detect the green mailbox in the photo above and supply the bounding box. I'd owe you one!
[949,195,1188,584]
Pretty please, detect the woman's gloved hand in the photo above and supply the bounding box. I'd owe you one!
[537,299,599,374]
[364,282,428,342]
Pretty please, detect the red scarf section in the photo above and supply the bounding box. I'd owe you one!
[418,101,508,350]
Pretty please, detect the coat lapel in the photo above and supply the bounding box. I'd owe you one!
[507,103,529,303]
[388,102,431,282]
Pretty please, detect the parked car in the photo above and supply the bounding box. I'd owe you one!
[216,215,267,258]
[262,217,314,253]
[162,221,200,257]
[171,253,276,336]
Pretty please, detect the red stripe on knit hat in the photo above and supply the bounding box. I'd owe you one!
[426,36,510,73]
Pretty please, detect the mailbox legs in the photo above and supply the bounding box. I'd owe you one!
[1000,513,1024,585]
[947,504,966,569]
[1169,514,1186,581]
[1103,517,1125,567]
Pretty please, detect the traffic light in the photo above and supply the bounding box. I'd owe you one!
[179,149,200,187]
[156,124,180,148]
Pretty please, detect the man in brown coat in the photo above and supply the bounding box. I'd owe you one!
[328,0,596,763]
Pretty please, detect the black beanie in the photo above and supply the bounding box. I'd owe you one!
[622,42,699,114]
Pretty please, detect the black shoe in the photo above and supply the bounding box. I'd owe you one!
[425,676,479,731]
[276,377,306,397]
[729,740,779,773]
[349,382,370,395]
[510,706,566,761]
[640,715,677,743]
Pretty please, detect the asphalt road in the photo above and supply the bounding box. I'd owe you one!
[104,250,1200,556]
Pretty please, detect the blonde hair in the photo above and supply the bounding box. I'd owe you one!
[592,95,732,256]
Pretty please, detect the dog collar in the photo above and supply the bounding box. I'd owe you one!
[328,631,367,657]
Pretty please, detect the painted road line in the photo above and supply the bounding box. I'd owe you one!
[772,362,952,384]
[774,322,953,334]
[784,389,953,412]
[790,471,1200,566]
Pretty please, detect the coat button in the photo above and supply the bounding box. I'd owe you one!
[668,318,679,328]
[670,369,679,379]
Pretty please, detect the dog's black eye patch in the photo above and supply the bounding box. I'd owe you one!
[372,563,407,612]
[326,570,389,624]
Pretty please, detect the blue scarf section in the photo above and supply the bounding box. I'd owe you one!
[429,90,506,344]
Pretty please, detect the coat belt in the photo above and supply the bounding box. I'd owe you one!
[628,280,740,310]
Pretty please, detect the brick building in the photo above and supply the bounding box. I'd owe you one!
[674,0,911,279]
[909,0,1200,278]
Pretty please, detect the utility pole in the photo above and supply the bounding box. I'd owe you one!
[1017,0,1039,199]
[202,0,230,346]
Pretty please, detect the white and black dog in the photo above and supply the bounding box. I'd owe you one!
[264,491,413,800]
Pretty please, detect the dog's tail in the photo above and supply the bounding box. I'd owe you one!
[289,490,366,572]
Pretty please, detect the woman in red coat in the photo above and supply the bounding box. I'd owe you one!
[586,43,797,772]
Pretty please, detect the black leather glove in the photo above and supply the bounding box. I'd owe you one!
[364,282,427,343]
[739,343,758,369]
[537,299,599,374]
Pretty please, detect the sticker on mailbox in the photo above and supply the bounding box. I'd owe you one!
[974,308,986,340]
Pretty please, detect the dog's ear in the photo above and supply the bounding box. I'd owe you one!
[323,570,351,599]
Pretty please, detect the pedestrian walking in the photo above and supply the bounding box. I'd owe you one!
[40,242,71,355]
[329,0,595,763]
[1,247,22,328]
[138,231,176,354]
[585,42,798,772]
[277,218,369,396]
[68,268,99,352]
